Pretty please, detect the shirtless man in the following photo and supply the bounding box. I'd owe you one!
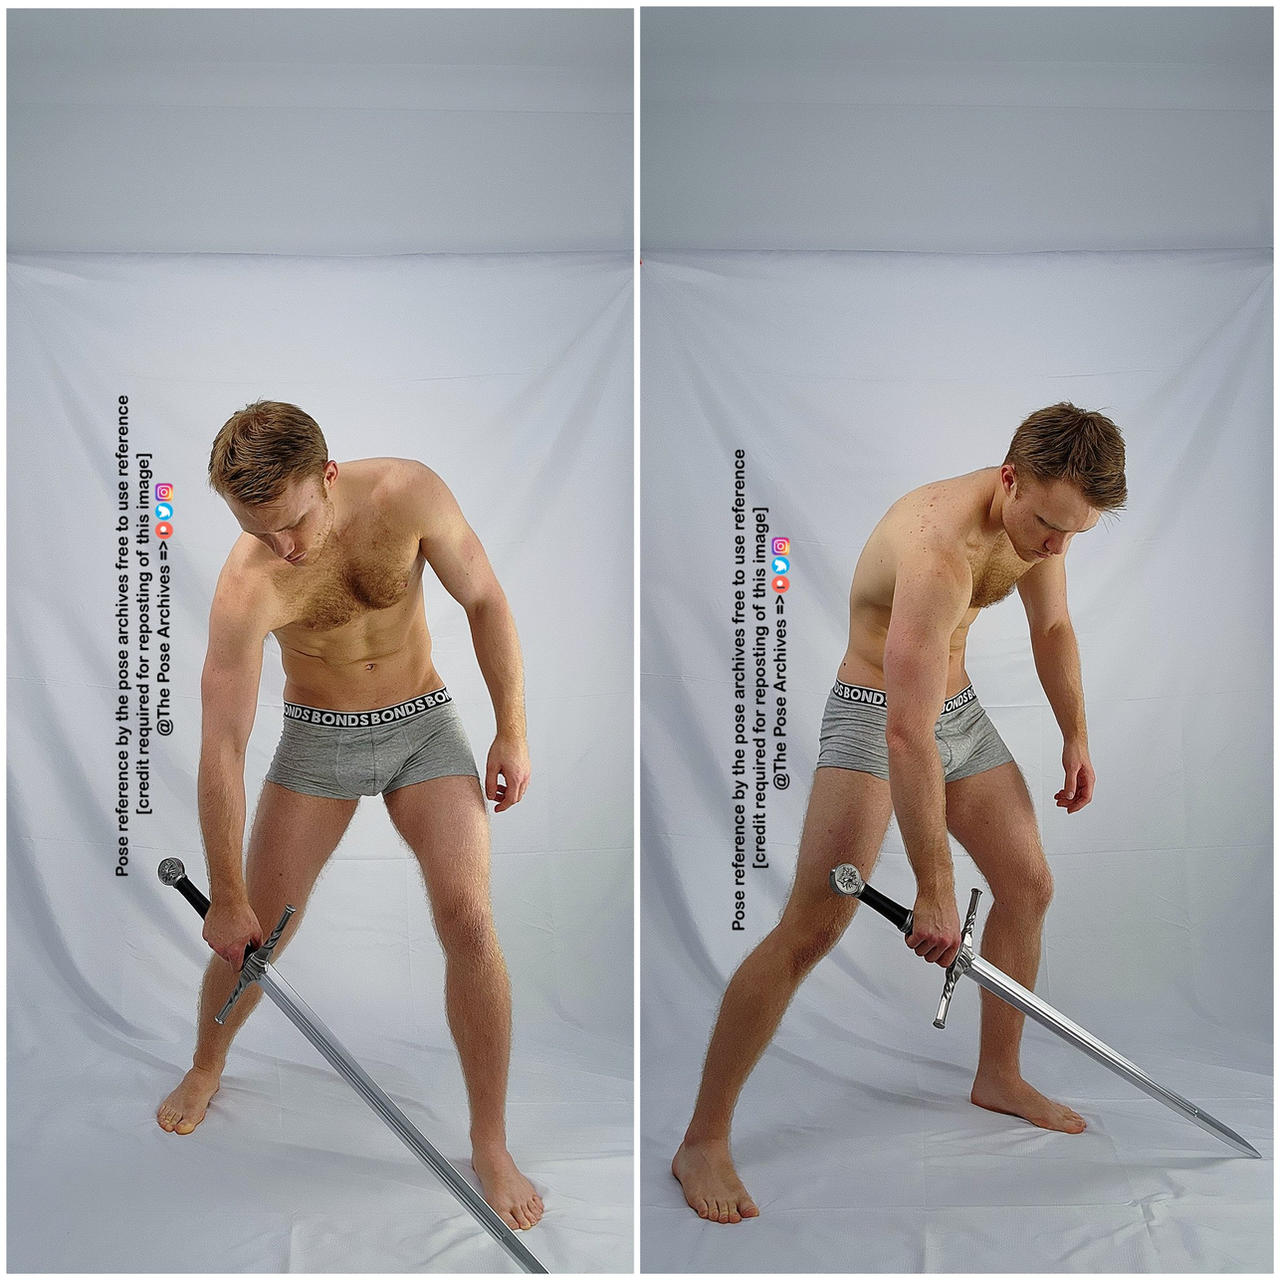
[156,400,543,1232]
[674,402,1127,1224]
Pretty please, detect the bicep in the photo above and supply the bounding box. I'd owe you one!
[1016,554,1070,635]
[883,554,970,737]
[417,468,502,611]
[200,579,268,755]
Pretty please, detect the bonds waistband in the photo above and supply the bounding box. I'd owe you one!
[831,680,978,716]
[282,688,453,727]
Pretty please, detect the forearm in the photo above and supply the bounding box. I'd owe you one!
[197,746,249,902]
[1031,623,1088,745]
[887,734,953,894]
[466,594,527,740]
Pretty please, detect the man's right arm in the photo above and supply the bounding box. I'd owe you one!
[882,545,971,967]
[198,562,269,965]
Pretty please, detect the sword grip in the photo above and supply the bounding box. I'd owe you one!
[856,880,915,936]
[171,872,211,919]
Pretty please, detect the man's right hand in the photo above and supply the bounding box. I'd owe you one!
[202,899,263,968]
[906,889,962,967]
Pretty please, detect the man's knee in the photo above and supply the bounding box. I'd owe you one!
[775,904,853,977]
[991,855,1054,917]
[432,895,497,956]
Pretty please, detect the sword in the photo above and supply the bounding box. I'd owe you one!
[158,859,549,1273]
[829,863,1260,1159]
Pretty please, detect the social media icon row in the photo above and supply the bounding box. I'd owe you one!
[771,536,791,592]
[154,483,175,540]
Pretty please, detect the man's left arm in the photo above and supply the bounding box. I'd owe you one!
[413,463,530,812]
[1016,557,1094,814]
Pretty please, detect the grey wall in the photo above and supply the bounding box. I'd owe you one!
[8,9,633,254]
[642,6,1272,251]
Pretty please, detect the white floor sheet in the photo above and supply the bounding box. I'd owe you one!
[9,251,633,1272]
[640,249,1272,1272]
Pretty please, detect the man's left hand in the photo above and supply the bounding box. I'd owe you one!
[486,736,531,812]
[1056,742,1094,814]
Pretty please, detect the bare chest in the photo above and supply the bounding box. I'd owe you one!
[283,545,422,634]
[969,543,1027,610]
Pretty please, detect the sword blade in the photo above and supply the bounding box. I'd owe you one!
[257,964,549,1273]
[963,956,1260,1159]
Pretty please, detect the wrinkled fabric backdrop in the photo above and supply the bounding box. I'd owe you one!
[640,246,1272,1272]
[9,250,633,1272]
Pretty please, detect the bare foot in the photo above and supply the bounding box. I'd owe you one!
[472,1146,543,1231]
[971,1074,1087,1133]
[156,1065,221,1135]
[672,1138,760,1224]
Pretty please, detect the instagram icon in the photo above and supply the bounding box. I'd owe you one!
[155,483,174,501]
[771,537,789,556]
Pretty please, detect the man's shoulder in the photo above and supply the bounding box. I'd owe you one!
[342,455,433,481]
[219,533,285,592]
[209,539,284,635]
[344,457,444,505]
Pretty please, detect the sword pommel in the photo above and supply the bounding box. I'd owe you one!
[157,857,186,886]
[830,863,865,897]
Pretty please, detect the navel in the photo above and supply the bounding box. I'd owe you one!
[365,663,376,672]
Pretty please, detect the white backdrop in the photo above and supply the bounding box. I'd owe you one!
[8,250,633,1272]
[639,248,1271,1272]
[642,6,1270,253]
[9,8,632,254]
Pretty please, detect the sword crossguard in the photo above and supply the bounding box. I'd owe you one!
[934,886,981,1030]
[215,905,297,1026]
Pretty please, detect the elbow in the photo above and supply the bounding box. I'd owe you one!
[464,585,509,622]
[885,716,934,755]
[1031,616,1072,643]
[199,735,248,771]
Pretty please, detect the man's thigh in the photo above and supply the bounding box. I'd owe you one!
[778,765,894,930]
[382,774,491,916]
[243,781,360,931]
[944,760,1050,899]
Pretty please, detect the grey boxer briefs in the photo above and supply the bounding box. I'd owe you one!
[817,679,1014,782]
[265,686,479,799]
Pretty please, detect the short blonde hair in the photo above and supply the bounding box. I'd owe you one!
[1005,402,1127,511]
[208,400,328,506]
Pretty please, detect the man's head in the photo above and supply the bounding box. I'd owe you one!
[1000,402,1125,562]
[208,400,337,565]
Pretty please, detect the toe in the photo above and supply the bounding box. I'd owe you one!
[175,1119,196,1135]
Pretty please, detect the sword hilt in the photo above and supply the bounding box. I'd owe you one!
[158,857,212,917]
[214,905,296,1024]
[158,859,297,1022]
[934,886,981,1029]
[829,863,914,934]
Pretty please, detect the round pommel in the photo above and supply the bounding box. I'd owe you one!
[157,858,187,886]
[829,863,865,897]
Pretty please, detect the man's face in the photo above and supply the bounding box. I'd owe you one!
[1002,466,1100,562]
[227,468,335,566]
